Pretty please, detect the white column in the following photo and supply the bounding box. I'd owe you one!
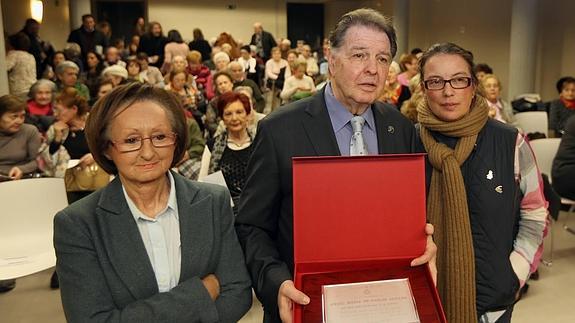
[508,0,538,100]
[0,0,9,96]
[393,0,409,59]
[69,0,91,29]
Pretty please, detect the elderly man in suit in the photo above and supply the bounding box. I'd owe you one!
[250,22,277,61]
[236,8,437,323]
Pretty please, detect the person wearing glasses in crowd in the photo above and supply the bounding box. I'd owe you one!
[53,83,252,322]
[417,42,547,323]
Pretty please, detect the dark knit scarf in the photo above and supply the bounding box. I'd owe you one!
[417,94,489,323]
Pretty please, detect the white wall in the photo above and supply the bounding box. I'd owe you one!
[148,0,288,45]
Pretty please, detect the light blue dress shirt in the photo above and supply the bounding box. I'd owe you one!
[122,172,181,293]
[324,82,378,155]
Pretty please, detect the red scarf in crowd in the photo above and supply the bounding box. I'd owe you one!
[561,98,575,110]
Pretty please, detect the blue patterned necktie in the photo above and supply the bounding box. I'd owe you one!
[350,115,368,156]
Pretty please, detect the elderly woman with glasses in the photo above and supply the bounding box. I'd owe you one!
[417,42,547,323]
[53,83,252,322]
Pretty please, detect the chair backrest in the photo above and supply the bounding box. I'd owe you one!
[515,111,548,137]
[529,138,561,178]
[0,178,68,279]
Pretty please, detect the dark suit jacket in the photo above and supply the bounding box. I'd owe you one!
[54,172,252,323]
[250,30,277,60]
[235,89,420,322]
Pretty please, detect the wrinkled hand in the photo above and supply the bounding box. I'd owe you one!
[410,223,437,285]
[202,274,220,301]
[79,153,95,169]
[278,280,310,323]
[8,167,23,180]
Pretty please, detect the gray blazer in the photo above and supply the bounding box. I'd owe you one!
[54,171,252,323]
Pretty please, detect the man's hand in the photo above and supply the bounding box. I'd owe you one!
[410,223,437,285]
[278,280,310,323]
[8,167,23,180]
[202,274,220,301]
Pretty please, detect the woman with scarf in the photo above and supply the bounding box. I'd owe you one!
[417,43,547,323]
[549,76,575,137]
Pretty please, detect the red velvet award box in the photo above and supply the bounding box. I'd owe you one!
[292,154,446,323]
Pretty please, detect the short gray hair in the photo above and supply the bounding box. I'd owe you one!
[328,8,397,58]
[28,79,57,99]
[55,60,79,76]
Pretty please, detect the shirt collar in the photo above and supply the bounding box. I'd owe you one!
[123,172,178,222]
[324,82,375,132]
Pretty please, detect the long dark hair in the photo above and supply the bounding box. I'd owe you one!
[167,30,184,44]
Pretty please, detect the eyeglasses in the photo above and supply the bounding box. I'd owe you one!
[110,133,177,153]
[423,77,473,90]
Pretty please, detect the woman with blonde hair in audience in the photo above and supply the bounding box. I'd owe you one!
[400,74,423,124]
[397,53,419,86]
[417,42,547,323]
[207,91,254,215]
[187,50,214,100]
[280,60,316,104]
[0,94,42,293]
[162,30,189,75]
[54,83,252,322]
[481,73,515,124]
[379,61,411,109]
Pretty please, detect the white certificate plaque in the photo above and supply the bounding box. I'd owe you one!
[322,278,420,323]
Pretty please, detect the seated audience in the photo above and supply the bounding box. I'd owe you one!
[138,21,168,68]
[207,92,254,215]
[549,76,575,137]
[128,34,140,56]
[280,60,316,104]
[481,74,515,124]
[126,58,143,83]
[212,51,231,72]
[552,115,575,200]
[0,94,41,180]
[48,87,103,203]
[214,32,240,59]
[265,47,290,91]
[379,61,411,109]
[228,61,265,113]
[188,28,212,64]
[96,79,115,101]
[397,53,418,86]
[279,38,291,59]
[27,79,57,132]
[187,50,214,100]
[162,29,189,74]
[474,63,493,82]
[103,46,126,68]
[63,42,84,73]
[43,51,66,81]
[206,71,235,137]
[299,44,319,77]
[238,45,258,84]
[82,51,105,99]
[137,52,164,86]
[6,32,37,99]
[102,65,129,87]
[0,94,42,293]
[54,83,252,322]
[55,61,90,101]
[417,42,547,322]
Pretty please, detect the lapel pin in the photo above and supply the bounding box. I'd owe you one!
[387,126,394,133]
[495,185,503,194]
[486,170,494,180]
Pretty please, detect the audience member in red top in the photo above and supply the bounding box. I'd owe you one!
[187,50,214,100]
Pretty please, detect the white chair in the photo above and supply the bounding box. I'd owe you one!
[198,146,211,181]
[0,178,68,280]
[515,111,548,137]
[529,138,575,265]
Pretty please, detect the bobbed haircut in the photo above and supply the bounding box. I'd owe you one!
[0,94,26,117]
[328,8,397,58]
[556,76,575,94]
[56,87,90,117]
[85,83,188,175]
[216,91,251,118]
[419,42,477,86]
